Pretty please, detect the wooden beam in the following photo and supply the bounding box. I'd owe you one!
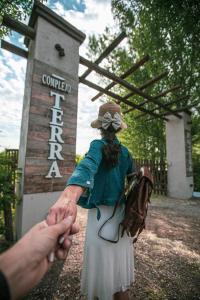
[129,95,190,118]
[118,71,168,113]
[153,85,181,99]
[79,31,126,80]
[139,71,168,90]
[79,56,182,118]
[2,14,35,39]
[123,82,180,113]
[163,100,200,115]
[79,77,169,121]
[1,40,28,58]
[91,55,150,102]
[146,99,199,121]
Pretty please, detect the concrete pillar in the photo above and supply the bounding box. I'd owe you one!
[165,112,193,199]
[16,1,85,238]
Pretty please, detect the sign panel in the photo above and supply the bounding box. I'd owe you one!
[23,59,78,194]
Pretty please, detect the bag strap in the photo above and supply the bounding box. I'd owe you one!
[98,172,138,243]
[98,213,121,243]
[97,189,125,243]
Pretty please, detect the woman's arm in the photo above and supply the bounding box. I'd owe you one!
[47,140,103,224]
[47,185,84,226]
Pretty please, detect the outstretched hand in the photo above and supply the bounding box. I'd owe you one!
[46,186,84,240]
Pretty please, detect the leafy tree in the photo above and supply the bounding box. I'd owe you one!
[0,153,16,241]
[87,0,200,164]
[0,0,46,39]
[75,154,84,166]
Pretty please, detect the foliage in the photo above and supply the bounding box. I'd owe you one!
[0,0,46,39]
[0,154,16,241]
[87,0,200,163]
[75,154,84,166]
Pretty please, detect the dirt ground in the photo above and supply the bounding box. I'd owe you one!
[27,196,200,300]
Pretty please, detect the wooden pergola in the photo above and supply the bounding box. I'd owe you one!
[78,33,199,122]
[1,15,199,121]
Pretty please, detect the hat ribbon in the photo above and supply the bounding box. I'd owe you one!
[98,112,122,130]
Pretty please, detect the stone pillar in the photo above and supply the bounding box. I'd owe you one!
[165,112,193,199]
[16,1,85,238]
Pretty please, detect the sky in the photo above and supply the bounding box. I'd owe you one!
[0,0,118,155]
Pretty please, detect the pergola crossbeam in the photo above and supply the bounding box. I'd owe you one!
[123,84,181,114]
[131,95,190,118]
[163,100,200,115]
[146,99,199,121]
[139,71,168,90]
[79,31,126,80]
[1,40,28,58]
[2,14,35,40]
[79,56,182,118]
[122,71,168,104]
[153,85,181,99]
[79,77,169,121]
[91,55,150,101]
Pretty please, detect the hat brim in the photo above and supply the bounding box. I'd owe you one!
[91,119,127,130]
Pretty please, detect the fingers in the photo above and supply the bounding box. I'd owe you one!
[58,223,79,245]
[46,207,57,225]
[56,207,66,223]
[46,205,76,226]
[62,236,73,250]
[56,237,73,260]
[70,223,80,235]
[55,247,70,260]
[53,216,74,236]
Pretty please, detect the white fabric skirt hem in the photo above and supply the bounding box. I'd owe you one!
[80,205,135,300]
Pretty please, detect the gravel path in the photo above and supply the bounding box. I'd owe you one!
[27,196,200,300]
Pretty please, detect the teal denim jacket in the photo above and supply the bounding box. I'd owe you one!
[66,138,134,219]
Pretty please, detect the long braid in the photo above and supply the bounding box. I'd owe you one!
[101,126,121,168]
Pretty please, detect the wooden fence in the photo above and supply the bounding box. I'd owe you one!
[134,158,168,195]
[0,150,168,195]
[0,149,19,241]
[0,149,19,195]
[5,149,19,191]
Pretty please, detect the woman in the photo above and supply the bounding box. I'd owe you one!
[47,102,135,300]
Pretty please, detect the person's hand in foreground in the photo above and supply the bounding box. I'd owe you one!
[0,216,79,300]
[47,186,84,239]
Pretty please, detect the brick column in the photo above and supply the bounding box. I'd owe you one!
[16,1,85,237]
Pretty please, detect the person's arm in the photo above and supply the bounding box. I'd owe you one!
[47,140,103,226]
[47,185,84,226]
[0,216,78,300]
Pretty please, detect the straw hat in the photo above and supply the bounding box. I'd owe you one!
[91,102,127,130]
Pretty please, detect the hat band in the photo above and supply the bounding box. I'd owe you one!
[98,112,122,130]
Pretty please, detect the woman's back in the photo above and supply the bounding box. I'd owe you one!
[67,137,134,210]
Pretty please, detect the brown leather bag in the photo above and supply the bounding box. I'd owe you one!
[121,166,153,243]
[98,166,153,244]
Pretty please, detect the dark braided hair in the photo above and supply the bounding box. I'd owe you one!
[100,125,121,168]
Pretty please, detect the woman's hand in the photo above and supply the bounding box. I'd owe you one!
[46,186,84,247]
[46,185,84,226]
[47,201,77,226]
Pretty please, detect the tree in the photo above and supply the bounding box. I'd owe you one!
[0,153,15,241]
[75,154,84,166]
[0,0,46,39]
[87,0,200,162]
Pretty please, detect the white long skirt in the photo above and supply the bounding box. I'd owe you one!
[81,205,135,300]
